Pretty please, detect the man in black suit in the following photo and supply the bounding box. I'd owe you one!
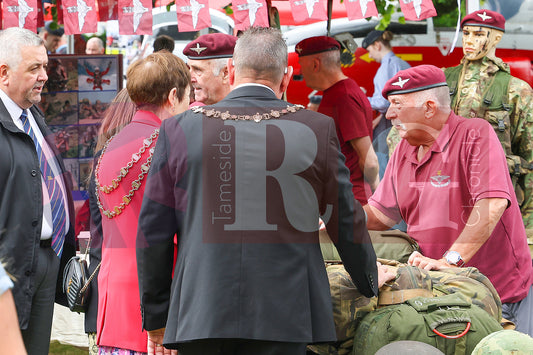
[137,27,387,355]
[0,27,75,354]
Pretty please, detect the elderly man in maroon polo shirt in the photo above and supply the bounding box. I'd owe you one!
[183,33,237,106]
[364,64,533,336]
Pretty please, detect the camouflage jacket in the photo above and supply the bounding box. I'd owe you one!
[388,56,533,228]
[446,55,533,228]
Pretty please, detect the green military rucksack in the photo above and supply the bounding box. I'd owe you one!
[308,261,503,355]
[353,293,503,355]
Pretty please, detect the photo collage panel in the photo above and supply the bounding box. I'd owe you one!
[40,55,122,199]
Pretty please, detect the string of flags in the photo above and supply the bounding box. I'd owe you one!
[0,0,437,35]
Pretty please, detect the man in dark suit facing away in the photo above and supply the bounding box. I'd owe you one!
[137,26,391,355]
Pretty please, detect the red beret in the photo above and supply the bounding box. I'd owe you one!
[382,65,447,98]
[295,36,340,57]
[461,9,505,32]
[183,33,237,60]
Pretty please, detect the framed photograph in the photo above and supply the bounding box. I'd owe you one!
[78,91,111,124]
[40,92,78,126]
[78,57,119,92]
[42,54,123,200]
[50,125,79,159]
[44,57,79,93]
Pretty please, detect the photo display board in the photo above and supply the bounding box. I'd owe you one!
[39,54,123,200]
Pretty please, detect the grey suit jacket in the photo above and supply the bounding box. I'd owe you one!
[137,86,378,347]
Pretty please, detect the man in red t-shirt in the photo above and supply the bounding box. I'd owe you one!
[296,36,379,205]
[365,65,533,336]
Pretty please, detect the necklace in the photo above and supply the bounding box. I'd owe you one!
[94,129,159,219]
[191,104,305,122]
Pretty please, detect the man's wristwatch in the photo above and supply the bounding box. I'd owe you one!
[443,250,465,267]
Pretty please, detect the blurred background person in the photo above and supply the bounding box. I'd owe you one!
[84,88,136,355]
[39,21,64,54]
[86,37,105,55]
[362,30,410,179]
[94,52,190,355]
[153,35,175,53]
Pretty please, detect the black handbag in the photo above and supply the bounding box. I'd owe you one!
[62,236,101,313]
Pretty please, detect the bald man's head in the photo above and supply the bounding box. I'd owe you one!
[86,37,105,55]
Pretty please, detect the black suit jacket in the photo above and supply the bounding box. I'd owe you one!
[137,86,378,347]
[0,99,75,328]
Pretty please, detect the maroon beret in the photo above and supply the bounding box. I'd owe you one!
[183,33,237,60]
[382,65,448,98]
[461,9,505,32]
[295,36,340,57]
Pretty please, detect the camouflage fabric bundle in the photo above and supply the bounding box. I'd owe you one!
[308,264,378,355]
[319,229,419,263]
[308,260,502,355]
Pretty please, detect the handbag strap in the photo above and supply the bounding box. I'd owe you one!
[80,261,102,293]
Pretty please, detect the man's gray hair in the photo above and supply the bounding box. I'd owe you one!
[0,27,44,70]
[413,86,451,108]
[233,27,288,84]
[320,49,341,70]
[211,57,228,77]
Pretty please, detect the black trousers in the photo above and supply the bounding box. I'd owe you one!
[21,245,59,355]
[175,338,308,355]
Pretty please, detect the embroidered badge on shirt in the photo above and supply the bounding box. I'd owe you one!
[430,170,451,188]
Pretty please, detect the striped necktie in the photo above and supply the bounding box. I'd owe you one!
[20,110,67,257]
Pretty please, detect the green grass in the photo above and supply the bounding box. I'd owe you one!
[49,341,88,355]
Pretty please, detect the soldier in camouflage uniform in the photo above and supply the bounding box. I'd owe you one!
[388,9,533,228]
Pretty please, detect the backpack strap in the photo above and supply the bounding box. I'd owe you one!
[378,288,434,306]
[444,65,463,109]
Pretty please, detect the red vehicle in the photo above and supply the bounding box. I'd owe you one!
[283,12,533,106]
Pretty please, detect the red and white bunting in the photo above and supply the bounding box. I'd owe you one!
[37,0,44,27]
[233,0,269,31]
[118,0,152,34]
[176,0,211,32]
[98,0,118,21]
[288,0,327,23]
[345,0,378,20]
[399,0,437,21]
[2,0,38,31]
[62,0,97,34]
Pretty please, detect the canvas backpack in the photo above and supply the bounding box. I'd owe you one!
[352,293,503,355]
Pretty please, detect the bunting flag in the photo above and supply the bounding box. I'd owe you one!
[176,0,211,32]
[2,0,38,31]
[57,0,64,24]
[345,0,378,20]
[288,0,327,23]
[118,0,152,34]
[37,0,44,27]
[399,0,437,21]
[98,0,118,21]
[62,0,98,34]
[233,0,269,31]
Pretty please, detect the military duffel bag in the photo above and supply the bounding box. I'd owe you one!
[352,293,503,355]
